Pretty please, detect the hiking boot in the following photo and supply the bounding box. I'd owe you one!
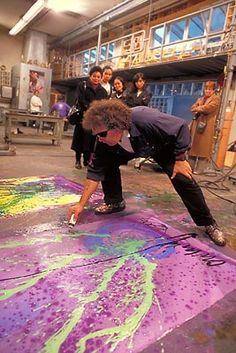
[95,200,126,215]
[205,224,226,246]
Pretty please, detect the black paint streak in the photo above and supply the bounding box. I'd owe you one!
[140,218,226,267]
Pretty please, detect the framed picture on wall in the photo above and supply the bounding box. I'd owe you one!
[29,70,44,94]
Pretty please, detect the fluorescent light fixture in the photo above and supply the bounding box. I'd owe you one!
[9,19,26,36]
[9,0,46,36]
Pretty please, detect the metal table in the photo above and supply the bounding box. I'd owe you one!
[4,112,66,145]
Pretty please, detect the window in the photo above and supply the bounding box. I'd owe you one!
[90,48,97,63]
[173,83,182,95]
[147,84,155,94]
[192,82,203,95]
[210,5,227,32]
[154,98,169,113]
[83,51,89,64]
[168,19,186,43]
[82,66,89,75]
[108,43,115,58]
[164,83,173,96]
[208,36,222,43]
[188,11,209,38]
[100,45,107,61]
[152,26,164,47]
[182,83,192,95]
[156,84,164,95]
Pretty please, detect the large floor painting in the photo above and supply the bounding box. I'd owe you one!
[0,176,235,353]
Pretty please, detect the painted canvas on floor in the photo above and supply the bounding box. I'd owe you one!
[0,210,235,352]
[0,176,102,217]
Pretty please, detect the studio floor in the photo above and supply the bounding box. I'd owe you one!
[0,129,236,353]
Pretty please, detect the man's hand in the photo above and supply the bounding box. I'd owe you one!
[67,179,100,224]
[68,203,84,223]
[171,160,193,180]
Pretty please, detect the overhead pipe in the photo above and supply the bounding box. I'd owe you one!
[51,0,149,47]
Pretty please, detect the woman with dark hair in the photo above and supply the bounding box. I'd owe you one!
[101,65,113,98]
[111,76,126,101]
[124,72,153,168]
[71,66,107,169]
[124,72,152,108]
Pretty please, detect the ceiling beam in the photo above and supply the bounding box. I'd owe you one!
[51,0,149,47]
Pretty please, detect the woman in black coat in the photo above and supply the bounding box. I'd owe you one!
[123,72,152,168]
[124,72,152,108]
[71,66,107,169]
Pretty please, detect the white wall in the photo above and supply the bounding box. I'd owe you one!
[0,28,23,70]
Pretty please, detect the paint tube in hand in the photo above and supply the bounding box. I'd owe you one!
[68,213,77,227]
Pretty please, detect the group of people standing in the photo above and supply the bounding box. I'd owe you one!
[70,66,152,169]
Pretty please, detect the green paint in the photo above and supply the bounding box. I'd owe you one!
[0,251,99,301]
[41,257,127,353]
[0,234,64,249]
[113,239,146,254]
[70,232,109,238]
[0,232,109,249]
[75,256,157,353]
[1,231,157,353]
[146,192,178,207]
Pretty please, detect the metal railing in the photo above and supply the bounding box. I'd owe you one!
[51,1,235,80]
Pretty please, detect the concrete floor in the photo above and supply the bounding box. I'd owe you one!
[1,129,236,253]
[0,127,236,353]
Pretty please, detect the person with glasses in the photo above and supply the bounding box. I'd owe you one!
[68,99,226,247]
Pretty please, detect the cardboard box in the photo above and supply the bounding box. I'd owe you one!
[224,151,236,167]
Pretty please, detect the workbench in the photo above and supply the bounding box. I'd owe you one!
[4,112,66,145]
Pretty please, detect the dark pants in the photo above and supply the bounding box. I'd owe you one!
[102,166,123,205]
[101,147,215,227]
[75,151,91,164]
[72,123,94,164]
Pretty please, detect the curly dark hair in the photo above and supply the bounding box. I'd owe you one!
[83,99,132,131]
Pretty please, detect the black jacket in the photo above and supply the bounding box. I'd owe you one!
[71,80,107,152]
[124,88,152,107]
[87,106,191,181]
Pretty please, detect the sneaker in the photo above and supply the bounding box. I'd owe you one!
[75,161,82,169]
[95,200,126,215]
[205,224,226,246]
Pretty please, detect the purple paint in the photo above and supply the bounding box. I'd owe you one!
[0,178,235,353]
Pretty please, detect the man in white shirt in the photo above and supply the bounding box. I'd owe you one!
[30,89,43,114]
